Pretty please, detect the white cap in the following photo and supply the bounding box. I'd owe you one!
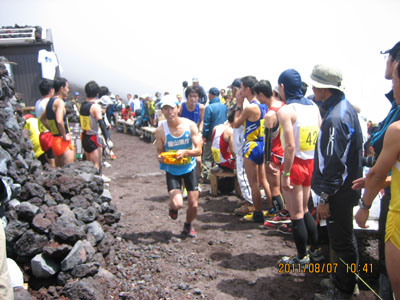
[160,95,179,108]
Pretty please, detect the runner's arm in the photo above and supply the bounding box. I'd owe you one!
[278,106,295,174]
[362,123,400,205]
[155,125,165,163]
[198,104,205,134]
[54,99,68,140]
[39,109,51,131]
[232,106,249,129]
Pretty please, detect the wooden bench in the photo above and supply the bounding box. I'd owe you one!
[116,119,136,134]
[210,170,241,196]
[142,126,156,142]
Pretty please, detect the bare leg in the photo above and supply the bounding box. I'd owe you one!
[266,161,281,197]
[169,189,184,211]
[258,163,272,207]
[282,184,304,220]
[87,147,102,171]
[244,157,261,212]
[60,148,75,167]
[45,154,56,167]
[186,190,199,224]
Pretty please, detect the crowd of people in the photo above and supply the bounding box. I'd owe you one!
[18,41,400,300]
[155,41,400,300]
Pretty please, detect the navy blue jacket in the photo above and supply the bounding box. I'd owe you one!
[203,97,227,140]
[311,92,363,202]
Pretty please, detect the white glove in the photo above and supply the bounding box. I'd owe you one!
[107,140,114,149]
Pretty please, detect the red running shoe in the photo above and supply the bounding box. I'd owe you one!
[278,223,293,234]
[182,223,197,238]
[169,209,178,220]
[263,220,279,228]
[266,215,291,224]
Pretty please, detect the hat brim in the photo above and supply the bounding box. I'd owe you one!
[308,78,345,92]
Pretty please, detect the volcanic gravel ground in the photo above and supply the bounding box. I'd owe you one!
[101,129,379,300]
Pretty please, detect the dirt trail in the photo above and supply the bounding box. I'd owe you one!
[102,129,377,300]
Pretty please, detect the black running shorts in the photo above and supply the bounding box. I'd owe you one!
[82,133,100,153]
[166,167,198,192]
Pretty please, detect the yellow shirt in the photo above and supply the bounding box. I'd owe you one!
[24,118,44,158]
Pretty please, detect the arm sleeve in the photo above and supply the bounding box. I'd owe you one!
[264,127,272,162]
[98,119,110,141]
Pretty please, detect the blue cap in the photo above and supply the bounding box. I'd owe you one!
[208,87,220,96]
[229,78,241,89]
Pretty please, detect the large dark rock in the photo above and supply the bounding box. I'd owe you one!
[14,229,48,257]
[71,262,100,278]
[16,202,39,222]
[32,213,52,234]
[0,146,11,175]
[54,175,86,198]
[19,182,46,201]
[13,286,32,300]
[6,220,29,243]
[96,233,113,256]
[43,240,72,261]
[73,206,97,223]
[62,277,104,300]
[50,215,85,244]
[70,195,90,209]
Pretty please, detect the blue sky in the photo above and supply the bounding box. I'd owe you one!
[1,0,399,122]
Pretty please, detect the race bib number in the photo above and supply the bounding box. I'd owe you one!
[48,119,59,135]
[299,125,319,151]
[80,115,91,131]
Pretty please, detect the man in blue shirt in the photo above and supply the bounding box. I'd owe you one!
[202,87,227,180]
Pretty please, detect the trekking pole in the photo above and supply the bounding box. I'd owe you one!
[337,257,382,300]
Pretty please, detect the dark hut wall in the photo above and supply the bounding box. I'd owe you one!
[0,42,59,107]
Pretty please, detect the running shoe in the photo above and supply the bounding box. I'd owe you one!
[101,175,111,183]
[277,209,290,218]
[277,223,292,234]
[181,223,197,238]
[280,254,310,265]
[307,247,325,262]
[110,154,117,160]
[183,188,188,199]
[169,209,178,220]
[263,220,279,229]
[240,211,265,223]
[265,215,291,224]
[234,203,255,216]
[265,207,277,218]
[198,183,202,193]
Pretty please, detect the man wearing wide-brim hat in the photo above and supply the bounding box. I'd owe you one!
[310,64,363,300]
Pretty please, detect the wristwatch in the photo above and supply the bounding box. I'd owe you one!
[319,192,330,205]
[359,199,372,210]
